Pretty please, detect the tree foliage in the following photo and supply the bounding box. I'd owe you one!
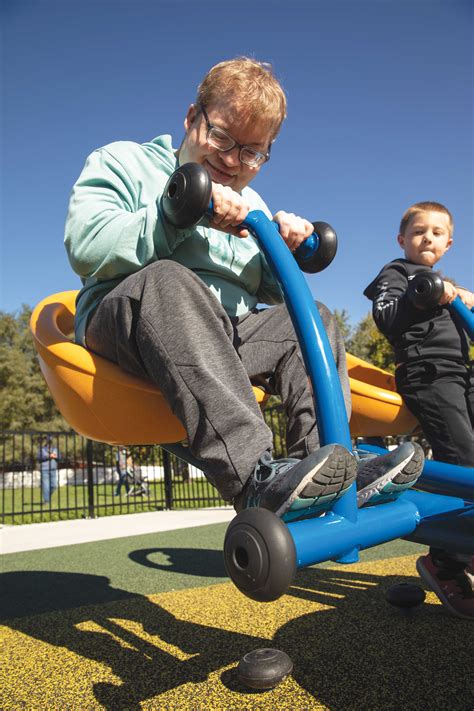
[0,306,69,430]
[346,312,396,372]
[333,309,352,342]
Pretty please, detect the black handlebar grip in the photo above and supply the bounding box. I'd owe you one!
[294,221,338,274]
[407,271,444,309]
[161,163,212,229]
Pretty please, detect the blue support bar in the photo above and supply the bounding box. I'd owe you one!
[287,489,468,568]
[417,459,474,500]
[405,503,474,554]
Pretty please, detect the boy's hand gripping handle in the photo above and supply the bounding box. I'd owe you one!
[407,271,474,339]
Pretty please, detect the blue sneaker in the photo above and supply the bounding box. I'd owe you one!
[234,444,356,519]
[356,442,424,507]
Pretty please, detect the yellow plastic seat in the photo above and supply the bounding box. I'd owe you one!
[30,291,267,445]
[30,291,418,446]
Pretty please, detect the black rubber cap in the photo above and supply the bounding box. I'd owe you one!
[237,647,293,690]
[386,582,426,609]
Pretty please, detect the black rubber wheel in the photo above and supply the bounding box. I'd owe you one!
[223,508,297,602]
[385,582,426,610]
[237,647,293,690]
[161,162,212,229]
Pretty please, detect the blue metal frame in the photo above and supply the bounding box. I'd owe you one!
[240,209,474,564]
[448,296,474,340]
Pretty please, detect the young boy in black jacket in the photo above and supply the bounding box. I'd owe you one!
[364,201,474,619]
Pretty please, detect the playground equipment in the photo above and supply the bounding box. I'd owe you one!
[31,163,473,605]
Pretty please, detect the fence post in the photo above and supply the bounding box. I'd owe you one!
[162,449,173,509]
[86,439,95,518]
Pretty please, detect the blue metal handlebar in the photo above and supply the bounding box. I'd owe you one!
[207,199,321,263]
[207,204,358,526]
[240,210,352,452]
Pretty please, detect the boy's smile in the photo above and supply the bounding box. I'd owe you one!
[397,210,453,267]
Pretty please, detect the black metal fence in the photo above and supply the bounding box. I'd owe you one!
[0,404,288,524]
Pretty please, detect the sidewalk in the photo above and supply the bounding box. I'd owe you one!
[0,508,235,555]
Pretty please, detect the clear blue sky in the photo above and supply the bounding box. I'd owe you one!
[1,0,472,326]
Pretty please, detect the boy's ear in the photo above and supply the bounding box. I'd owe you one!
[397,233,405,249]
[184,104,198,132]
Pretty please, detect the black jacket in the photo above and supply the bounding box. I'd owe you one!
[364,258,470,364]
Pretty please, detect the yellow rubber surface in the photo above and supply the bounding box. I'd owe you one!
[2,555,472,709]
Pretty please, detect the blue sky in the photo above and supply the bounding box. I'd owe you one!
[1,0,472,327]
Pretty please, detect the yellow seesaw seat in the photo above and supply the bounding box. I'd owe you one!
[30,291,418,445]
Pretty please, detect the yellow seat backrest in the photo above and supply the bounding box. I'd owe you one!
[347,353,418,437]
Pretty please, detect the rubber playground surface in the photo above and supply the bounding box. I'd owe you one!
[1,516,473,710]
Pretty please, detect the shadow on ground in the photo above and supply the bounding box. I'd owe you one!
[128,546,226,577]
[2,560,473,709]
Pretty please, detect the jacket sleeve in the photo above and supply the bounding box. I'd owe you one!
[64,146,186,281]
[364,262,421,338]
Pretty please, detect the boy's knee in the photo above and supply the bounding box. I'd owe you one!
[315,300,332,322]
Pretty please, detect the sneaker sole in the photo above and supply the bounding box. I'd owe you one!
[416,557,474,621]
[356,449,416,507]
[364,443,424,505]
[275,444,356,518]
[391,443,425,485]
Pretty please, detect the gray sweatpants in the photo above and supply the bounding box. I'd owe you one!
[86,260,351,500]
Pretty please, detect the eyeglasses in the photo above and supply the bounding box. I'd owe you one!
[200,104,270,168]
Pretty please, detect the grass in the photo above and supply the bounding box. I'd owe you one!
[1,478,228,525]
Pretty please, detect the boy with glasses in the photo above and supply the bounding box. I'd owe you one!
[65,57,423,520]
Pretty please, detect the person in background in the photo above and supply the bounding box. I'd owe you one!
[115,447,133,496]
[37,435,59,504]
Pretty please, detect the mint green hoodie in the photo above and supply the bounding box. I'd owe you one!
[64,135,283,345]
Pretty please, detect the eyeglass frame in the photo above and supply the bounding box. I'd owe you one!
[199,104,271,168]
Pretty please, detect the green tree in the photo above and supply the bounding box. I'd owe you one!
[347,312,395,372]
[333,308,352,343]
[0,306,68,430]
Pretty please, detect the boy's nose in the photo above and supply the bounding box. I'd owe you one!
[219,147,241,168]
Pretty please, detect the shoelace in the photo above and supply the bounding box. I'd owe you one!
[255,458,297,483]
